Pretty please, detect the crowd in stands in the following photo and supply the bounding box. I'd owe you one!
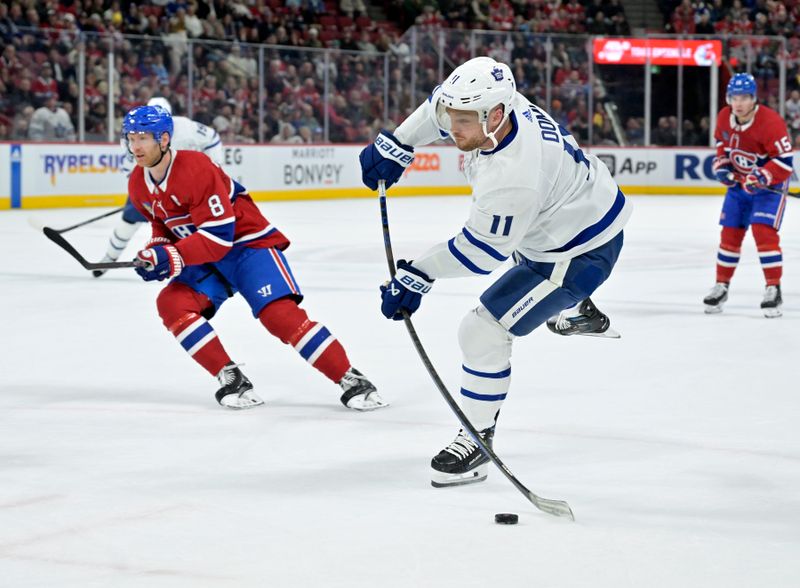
[387,0,629,36]
[659,0,800,146]
[0,0,404,143]
[0,0,797,148]
[662,0,798,37]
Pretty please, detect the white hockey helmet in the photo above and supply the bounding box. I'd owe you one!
[147,96,173,115]
[435,56,516,148]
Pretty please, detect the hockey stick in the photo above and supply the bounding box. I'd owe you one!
[43,227,136,271]
[377,180,574,521]
[757,185,800,198]
[725,173,800,198]
[46,206,125,234]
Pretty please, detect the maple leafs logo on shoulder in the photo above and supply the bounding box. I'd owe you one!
[491,67,504,82]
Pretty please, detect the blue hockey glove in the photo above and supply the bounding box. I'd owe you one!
[743,167,773,194]
[135,244,184,281]
[712,157,737,187]
[359,130,414,191]
[380,260,434,320]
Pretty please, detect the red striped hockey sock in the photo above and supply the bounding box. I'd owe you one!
[752,223,782,286]
[259,298,350,383]
[167,312,230,376]
[715,226,746,284]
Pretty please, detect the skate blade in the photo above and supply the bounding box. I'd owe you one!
[219,390,264,410]
[576,326,621,339]
[431,464,488,488]
[762,307,782,318]
[704,305,724,314]
[344,391,390,411]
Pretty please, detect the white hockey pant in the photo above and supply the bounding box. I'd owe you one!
[458,305,514,431]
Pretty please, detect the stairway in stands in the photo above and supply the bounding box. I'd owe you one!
[624,0,666,33]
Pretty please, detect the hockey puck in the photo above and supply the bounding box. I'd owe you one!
[494,513,519,525]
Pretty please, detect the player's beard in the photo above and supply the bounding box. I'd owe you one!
[143,147,167,168]
[453,133,488,152]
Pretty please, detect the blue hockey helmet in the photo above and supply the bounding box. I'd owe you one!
[122,104,173,145]
[726,73,757,101]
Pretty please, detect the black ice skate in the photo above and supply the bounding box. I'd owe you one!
[431,426,494,488]
[92,254,116,278]
[761,284,783,318]
[215,363,263,409]
[703,282,729,314]
[546,298,620,338]
[339,367,388,411]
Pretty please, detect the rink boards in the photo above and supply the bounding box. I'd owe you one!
[1,142,792,209]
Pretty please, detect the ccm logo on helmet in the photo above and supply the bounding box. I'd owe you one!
[375,134,414,165]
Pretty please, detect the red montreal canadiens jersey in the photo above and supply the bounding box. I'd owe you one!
[714,105,793,186]
[129,150,289,267]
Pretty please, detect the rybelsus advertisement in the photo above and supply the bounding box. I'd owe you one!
[2,141,796,209]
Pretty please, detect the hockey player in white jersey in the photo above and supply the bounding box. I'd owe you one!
[93,97,224,277]
[359,56,631,488]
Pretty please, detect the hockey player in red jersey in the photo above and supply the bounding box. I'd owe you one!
[124,104,387,410]
[705,73,791,317]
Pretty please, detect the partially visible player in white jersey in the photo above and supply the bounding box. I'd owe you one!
[359,56,632,488]
[93,97,224,277]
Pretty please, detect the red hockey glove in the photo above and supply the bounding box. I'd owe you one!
[743,168,773,194]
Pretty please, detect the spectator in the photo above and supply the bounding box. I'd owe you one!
[357,30,377,53]
[339,28,359,51]
[652,116,677,146]
[223,44,257,79]
[28,95,76,142]
[271,122,303,144]
[213,103,234,135]
[297,125,313,144]
[695,10,715,34]
[0,3,18,42]
[1,44,24,83]
[698,116,710,144]
[0,116,10,140]
[682,119,700,146]
[340,0,367,18]
[12,105,34,139]
[9,76,36,113]
[184,1,204,38]
[625,117,644,145]
[786,89,800,131]
[306,27,324,49]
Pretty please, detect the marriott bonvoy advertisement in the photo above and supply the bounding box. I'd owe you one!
[1,143,794,209]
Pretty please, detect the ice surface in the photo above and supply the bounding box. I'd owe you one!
[1,195,798,587]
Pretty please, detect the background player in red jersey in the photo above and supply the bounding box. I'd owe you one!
[705,73,792,318]
[124,105,387,410]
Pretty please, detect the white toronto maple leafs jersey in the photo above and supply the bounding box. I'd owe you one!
[121,116,223,176]
[394,91,631,278]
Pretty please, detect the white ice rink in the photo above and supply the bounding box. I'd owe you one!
[1,194,799,587]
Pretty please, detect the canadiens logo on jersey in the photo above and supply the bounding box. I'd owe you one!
[728,135,758,173]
